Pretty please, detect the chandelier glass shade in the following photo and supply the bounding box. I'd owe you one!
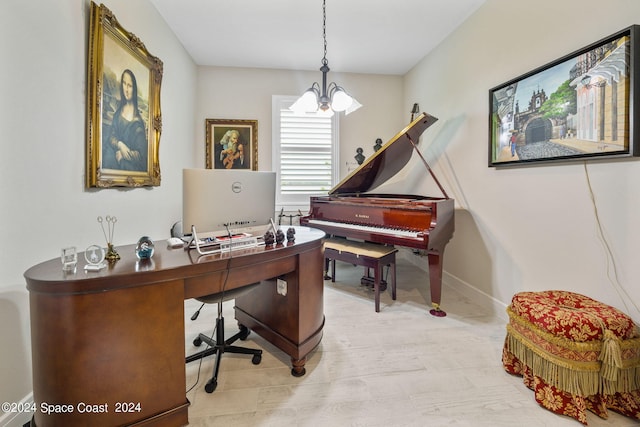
[290,0,362,116]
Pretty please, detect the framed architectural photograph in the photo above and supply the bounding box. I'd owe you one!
[205,119,258,170]
[86,2,163,187]
[489,25,639,167]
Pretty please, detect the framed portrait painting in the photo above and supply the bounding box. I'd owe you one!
[86,2,163,187]
[489,25,640,167]
[205,119,258,170]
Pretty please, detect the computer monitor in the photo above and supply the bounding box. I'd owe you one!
[182,168,276,237]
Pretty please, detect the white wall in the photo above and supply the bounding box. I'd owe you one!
[195,66,404,177]
[404,0,640,321]
[0,0,197,422]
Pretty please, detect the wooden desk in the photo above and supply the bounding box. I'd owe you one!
[24,227,325,427]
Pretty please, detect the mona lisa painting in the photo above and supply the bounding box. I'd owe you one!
[86,2,163,188]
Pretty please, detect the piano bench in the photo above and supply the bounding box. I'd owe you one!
[323,238,398,312]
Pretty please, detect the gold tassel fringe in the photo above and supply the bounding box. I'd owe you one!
[505,307,640,397]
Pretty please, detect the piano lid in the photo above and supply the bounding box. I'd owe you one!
[329,112,438,196]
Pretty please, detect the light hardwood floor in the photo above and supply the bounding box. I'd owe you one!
[184,257,637,426]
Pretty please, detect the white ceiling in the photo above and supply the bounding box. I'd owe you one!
[149,0,485,75]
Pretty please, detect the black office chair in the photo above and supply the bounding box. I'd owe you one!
[172,221,263,393]
[185,287,262,393]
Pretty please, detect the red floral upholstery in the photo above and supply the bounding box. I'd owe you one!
[502,291,640,424]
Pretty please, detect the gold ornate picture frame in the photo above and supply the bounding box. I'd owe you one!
[86,2,163,188]
[205,119,258,170]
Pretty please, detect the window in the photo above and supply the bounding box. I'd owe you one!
[272,95,339,211]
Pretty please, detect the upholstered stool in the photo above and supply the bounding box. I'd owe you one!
[324,238,397,312]
[502,290,640,424]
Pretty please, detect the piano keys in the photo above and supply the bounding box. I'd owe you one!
[300,112,454,316]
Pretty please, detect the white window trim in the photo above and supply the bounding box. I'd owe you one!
[272,95,340,212]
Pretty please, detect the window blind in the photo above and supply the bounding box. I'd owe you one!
[272,96,339,210]
[279,109,333,195]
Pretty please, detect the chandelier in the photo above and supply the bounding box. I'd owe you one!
[290,0,362,116]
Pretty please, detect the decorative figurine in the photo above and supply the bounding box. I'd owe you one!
[286,227,296,242]
[263,230,275,246]
[98,215,120,262]
[354,147,365,165]
[275,229,285,244]
[373,138,383,152]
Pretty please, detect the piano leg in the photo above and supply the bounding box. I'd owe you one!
[427,251,447,317]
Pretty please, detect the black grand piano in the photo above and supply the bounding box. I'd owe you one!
[300,112,455,316]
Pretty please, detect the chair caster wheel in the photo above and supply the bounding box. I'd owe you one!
[204,379,217,393]
[252,354,262,365]
[193,336,202,347]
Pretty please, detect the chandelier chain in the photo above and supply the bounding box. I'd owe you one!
[290,0,360,115]
[322,0,327,65]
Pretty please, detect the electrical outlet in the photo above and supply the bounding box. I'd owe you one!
[277,278,287,296]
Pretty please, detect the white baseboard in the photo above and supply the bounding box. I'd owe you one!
[399,249,508,321]
[442,270,509,322]
[0,393,33,427]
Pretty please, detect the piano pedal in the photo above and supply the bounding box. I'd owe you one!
[360,276,387,292]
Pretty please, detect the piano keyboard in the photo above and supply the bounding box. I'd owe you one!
[307,219,420,238]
